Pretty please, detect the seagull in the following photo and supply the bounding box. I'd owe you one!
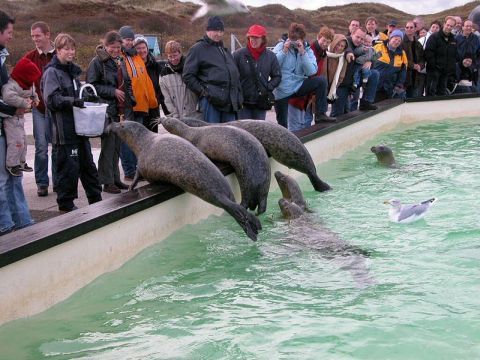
[384,198,437,223]
[191,0,250,21]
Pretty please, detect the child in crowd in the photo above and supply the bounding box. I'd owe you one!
[1,57,41,176]
[353,34,379,90]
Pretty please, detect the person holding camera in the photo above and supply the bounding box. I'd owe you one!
[233,24,281,120]
[41,33,102,212]
[272,22,333,131]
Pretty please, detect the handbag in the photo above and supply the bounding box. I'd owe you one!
[245,54,275,110]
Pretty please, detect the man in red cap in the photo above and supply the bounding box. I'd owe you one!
[233,24,281,120]
[1,57,41,176]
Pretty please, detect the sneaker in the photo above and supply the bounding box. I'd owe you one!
[103,184,121,194]
[359,100,378,111]
[59,205,78,213]
[7,166,22,177]
[315,113,337,123]
[37,185,48,197]
[114,181,129,190]
[20,162,33,172]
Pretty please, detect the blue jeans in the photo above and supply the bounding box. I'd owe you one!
[274,76,328,129]
[32,108,57,188]
[199,97,236,123]
[353,67,372,87]
[120,114,144,178]
[0,135,33,233]
[330,86,350,117]
[287,105,309,132]
[237,107,266,120]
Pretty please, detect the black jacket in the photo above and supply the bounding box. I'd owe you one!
[86,46,135,120]
[0,46,16,125]
[233,47,281,106]
[183,35,243,112]
[41,55,83,145]
[403,36,425,87]
[424,29,457,74]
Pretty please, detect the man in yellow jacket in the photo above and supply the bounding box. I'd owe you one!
[118,25,158,181]
[373,29,408,100]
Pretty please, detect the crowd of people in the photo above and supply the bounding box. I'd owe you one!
[0,9,478,235]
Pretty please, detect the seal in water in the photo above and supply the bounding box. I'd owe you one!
[161,117,271,215]
[181,118,331,192]
[274,171,309,211]
[278,198,305,220]
[107,121,261,241]
[370,144,396,167]
[276,199,375,288]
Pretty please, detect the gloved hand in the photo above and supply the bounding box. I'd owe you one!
[85,94,100,103]
[73,99,85,108]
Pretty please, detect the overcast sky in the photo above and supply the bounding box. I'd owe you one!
[244,0,472,15]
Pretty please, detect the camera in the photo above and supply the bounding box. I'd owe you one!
[290,42,299,49]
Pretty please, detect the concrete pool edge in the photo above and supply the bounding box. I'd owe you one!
[0,95,478,326]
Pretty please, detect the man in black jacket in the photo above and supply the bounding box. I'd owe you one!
[0,10,34,234]
[183,16,243,123]
[424,16,457,96]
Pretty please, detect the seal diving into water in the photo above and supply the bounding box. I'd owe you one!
[274,171,309,211]
[160,117,271,215]
[108,121,261,241]
[181,117,331,192]
[371,144,396,167]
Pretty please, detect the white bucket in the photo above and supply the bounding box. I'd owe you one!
[73,83,108,137]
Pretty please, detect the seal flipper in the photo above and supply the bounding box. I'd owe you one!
[224,203,262,241]
[308,173,332,192]
[256,197,267,215]
[128,169,142,191]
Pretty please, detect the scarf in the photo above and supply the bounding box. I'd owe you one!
[325,51,345,102]
[169,55,185,73]
[247,42,265,61]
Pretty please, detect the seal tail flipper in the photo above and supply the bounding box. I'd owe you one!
[308,173,332,192]
[225,203,261,241]
[256,198,267,215]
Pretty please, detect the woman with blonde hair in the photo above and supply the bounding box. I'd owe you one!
[42,33,102,212]
[160,40,201,119]
[233,24,281,120]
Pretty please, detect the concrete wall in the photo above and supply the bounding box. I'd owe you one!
[0,98,478,326]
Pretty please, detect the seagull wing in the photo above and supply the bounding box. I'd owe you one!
[202,0,229,5]
[397,203,431,222]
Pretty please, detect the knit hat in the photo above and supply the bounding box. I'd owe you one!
[247,24,266,37]
[206,16,224,31]
[119,25,135,40]
[389,20,398,26]
[389,29,403,40]
[133,35,148,48]
[10,57,41,90]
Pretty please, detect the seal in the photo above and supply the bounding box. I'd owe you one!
[278,198,304,220]
[370,144,396,167]
[181,117,331,192]
[107,121,261,241]
[160,117,271,215]
[274,171,309,211]
[276,200,375,288]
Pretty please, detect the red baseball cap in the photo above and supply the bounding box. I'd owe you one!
[247,24,267,37]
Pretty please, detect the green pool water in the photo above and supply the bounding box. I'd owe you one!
[1,117,480,359]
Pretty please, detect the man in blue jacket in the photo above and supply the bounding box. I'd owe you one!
[272,22,334,131]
